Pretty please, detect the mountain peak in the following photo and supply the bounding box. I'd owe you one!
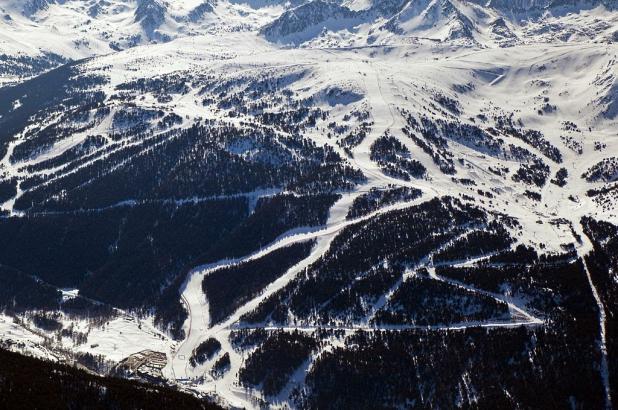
[135,0,167,38]
[22,0,55,16]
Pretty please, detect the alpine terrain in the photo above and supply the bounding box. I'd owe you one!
[0,0,617,408]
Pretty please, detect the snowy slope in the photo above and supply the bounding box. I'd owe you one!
[0,0,616,83]
[0,1,617,409]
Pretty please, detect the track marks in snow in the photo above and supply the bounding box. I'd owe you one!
[577,224,613,410]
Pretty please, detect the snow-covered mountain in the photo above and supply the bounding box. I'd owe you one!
[261,0,617,46]
[0,1,617,409]
[1,0,617,85]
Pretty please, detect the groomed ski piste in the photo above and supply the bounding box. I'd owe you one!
[141,36,616,408]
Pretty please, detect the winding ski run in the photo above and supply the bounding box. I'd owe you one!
[168,190,544,408]
[163,60,559,409]
[164,67,550,410]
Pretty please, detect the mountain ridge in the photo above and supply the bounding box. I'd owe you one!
[1,0,616,86]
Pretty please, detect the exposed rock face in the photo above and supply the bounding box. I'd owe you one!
[482,0,616,13]
[22,0,55,16]
[260,0,357,41]
[135,0,167,38]
[188,1,214,23]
